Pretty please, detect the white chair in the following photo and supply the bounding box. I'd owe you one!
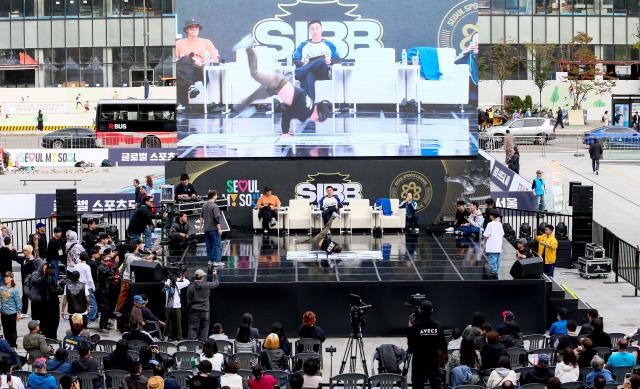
[380,199,406,233]
[287,199,312,234]
[418,47,469,105]
[344,199,373,233]
[221,46,279,108]
[315,67,343,110]
[346,48,398,112]
[252,207,284,233]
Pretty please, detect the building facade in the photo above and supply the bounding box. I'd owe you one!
[479,0,640,80]
[0,0,176,87]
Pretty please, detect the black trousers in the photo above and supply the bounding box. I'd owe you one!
[97,291,111,329]
[412,365,443,389]
[592,158,600,172]
[258,207,278,230]
[1,313,17,348]
[176,56,204,106]
[21,293,28,315]
[40,298,60,340]
[407,214,419,229]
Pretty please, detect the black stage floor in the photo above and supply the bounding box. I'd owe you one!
[176,111,478,158]
[167,232,514,282]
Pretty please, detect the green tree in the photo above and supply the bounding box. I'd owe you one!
[526,43,557,109]
[550,86,560,107]
[524,95,533,110]
[488,42,520,107]
[566,32,616,110]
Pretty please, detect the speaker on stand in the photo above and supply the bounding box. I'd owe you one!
[510,257,544,279]
[571,185,593,264]
[56,189,78,233]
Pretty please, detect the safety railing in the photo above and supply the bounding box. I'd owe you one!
[496,207,572,240]
[601,227,640,296]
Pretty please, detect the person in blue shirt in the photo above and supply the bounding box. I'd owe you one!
[292,20,341,101]
[27,357,57,389]
[548,308,568,336]
[318,186,342,226]
[47,348,74,374]
[531,170,546,212]
[606,338,637,368]
[399,191,420,233]
[586,356,616,388]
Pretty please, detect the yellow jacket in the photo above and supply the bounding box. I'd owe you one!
[535,234,558,264]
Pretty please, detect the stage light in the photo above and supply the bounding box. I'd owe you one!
[555,222,568,240]
[519,222,532,239]
[503,223,516,241]
[537,222,547,235]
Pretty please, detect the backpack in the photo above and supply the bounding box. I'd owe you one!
[101,159,112,167]
[23,273,33,298]
[29,278,42,302]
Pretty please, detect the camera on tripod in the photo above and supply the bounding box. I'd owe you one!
[163,262,187,279]
[405,293,427,323]
[348,294,372,335]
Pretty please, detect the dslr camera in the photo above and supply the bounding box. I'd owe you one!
[405,293,427,323]
[348,294,372,335]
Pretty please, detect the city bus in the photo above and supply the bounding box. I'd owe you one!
[95,99,176,148]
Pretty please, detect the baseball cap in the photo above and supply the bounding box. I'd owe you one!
[517,238,528,246]
[33,357,46,370]
[28,320,40,331]
[502,311,515,321]
[36,222,45,229]
[148,376,165,389]
[133,295,145,305]
[195,269,206,278]
[538,354,550,365]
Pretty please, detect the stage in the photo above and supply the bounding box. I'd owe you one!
[162,232,550,336]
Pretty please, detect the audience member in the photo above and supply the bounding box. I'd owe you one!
[187,360,219,389]
[201,339,224,372]
[27,358,57,389]
[628,374,640,389]
[462,312,484,338]
[576,338,598,368]
[270,322,292,356]
[148,376,165,389]
[63,323,87,351]
[480,331,505,370]
[131,294,145,327]
[450,336,482,387]
[448,328,463,350]
[122,319,154,344]
[59,375,80,389]
[486,356,518,388]
[210,323,229,341]
[237,312,260,340]
[554,347,579,383]
[104,339,135,376]
[546,377,562,389]
[260,333,288,371]
[139,344,164,372]
[594,376,608,389]
[474,322,493,349]
[140,294,165,331]
[46,349,73,374]
[298,311,326,342]
[606,338,636,368]
[579,309,599,335]
[302,358,322,389]
[555,320,580,351]
[0,271,21,348]
[588,318,612,349]
[548,308,568,336]
[122,361,148,389]
[152,364,179,389]
[501,380,515,389]
[248,365,276,389]
[235,323,258,354]
[586,356,615,388]
[289,372,304,389]
[519,354,554,385]
[220,361,243,389]
[71,342,101,388]
[23,320,50,365]
[65,314,91,339]
[0,358,25,389]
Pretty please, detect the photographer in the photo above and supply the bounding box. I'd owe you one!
[406,299,447,389]
[186,267,219,340]
[165,273,190,341]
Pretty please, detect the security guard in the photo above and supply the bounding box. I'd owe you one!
[406,300,447,389]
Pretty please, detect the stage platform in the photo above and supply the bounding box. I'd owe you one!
[160,232,552,336]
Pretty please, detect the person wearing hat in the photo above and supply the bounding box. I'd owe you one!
[406,299,447,389]
[231,34,334,134]
[175,18,219,109]
[27,357,57,389]
[531,170,546,212]
[47,348,73,374]
[23,319,50,365]
[131,294,146,328]
[519,352,555,385]
[175,173,198,201]
[515,238,533,259]
[186,268,219,341]
[256,186,282,236]
[29,222,47,260]
[148,375,165,389]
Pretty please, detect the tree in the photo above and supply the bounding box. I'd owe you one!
[565,32,616,110]
[526,43,557,110]
[487,42,520,107]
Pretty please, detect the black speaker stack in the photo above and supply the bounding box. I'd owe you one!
[55,189,78,233]
[510,256,544,279]
[571,185,593,262]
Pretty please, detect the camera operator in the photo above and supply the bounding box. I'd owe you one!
[407,299,447,389]
[168,212,195,249]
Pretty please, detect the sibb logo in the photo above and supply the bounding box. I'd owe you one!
[252,0,383,61]
[295,172,362,203]
[107,123,127,130]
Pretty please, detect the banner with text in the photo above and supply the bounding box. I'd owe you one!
[108,148,177,166]
[7,149,108,167]
[35,193,136,218]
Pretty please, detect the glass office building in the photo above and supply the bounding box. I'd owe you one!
[479,0,640,79]
[0,0,176,87]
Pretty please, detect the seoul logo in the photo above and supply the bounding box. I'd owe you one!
[252,0,384,61]
[438,0,478,52]
[390,171,433,212]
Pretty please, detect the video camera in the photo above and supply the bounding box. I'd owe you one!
[348,294,372,335]
[405,293,427,323]
[163,262,187,279]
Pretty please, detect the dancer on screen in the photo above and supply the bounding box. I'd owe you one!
[232,34,333,134]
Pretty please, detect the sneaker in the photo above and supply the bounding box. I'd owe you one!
[236,106,256,118]
[188,85,201,99]
[445,227,454,233]
[263,229,269,235]
[413,228,420,233]
[177,104,185,111]
[269,218,277,228]
[332,211,340,219]
[596,170,599,175]
[232,34,255,51]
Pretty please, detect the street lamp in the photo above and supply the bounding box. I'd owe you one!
[143,0,149,98]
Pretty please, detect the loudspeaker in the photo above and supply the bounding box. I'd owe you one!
[510,257,544,279]
[56,216,77,233]
[568,181,581,206]
[130,260,164,282]
[56,189,77,217]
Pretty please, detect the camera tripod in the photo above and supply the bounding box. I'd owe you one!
[339,331,369,376]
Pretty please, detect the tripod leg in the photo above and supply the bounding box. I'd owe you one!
[339,337,353,374]
[357,337,369,376]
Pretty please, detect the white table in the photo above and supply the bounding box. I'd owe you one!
[202,63,230,114]
[339,208,351,235]
[371,208,382,233]
[277,207,288,236]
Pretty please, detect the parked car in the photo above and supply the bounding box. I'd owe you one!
[482,118,556,146]
[42,127,97,149]
[583,126,640,148]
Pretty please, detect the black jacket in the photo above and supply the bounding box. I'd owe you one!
[480,342,506,370]
[556,334,580,351]
[508,153,520,174]
[46,238,66,264]
[520,366,554,385]
[96,263,113,294]
[169,221,190,240]
[83,229,98,252]
[588,331,612,348]
[175,183,197,199]
[127,205,161,235]
[589,142,604,160]
[0,247,17,276]
[260,348,288,371]
[406,316,446,368]
[298,325,326,343]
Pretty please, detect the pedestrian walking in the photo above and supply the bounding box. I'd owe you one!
[532,170,546,212]
[504,129,515,164]
[507,147,520,174]
[75,94,82,109]
[37,110,43,131]
[589,138,603,175]
[553,107,564,132]
[602,110,610,126]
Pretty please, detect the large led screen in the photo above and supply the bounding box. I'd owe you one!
[176,0,478,158]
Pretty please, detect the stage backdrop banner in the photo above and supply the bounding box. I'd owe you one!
[166,158,490,228]
[35,193,136,218]
[491,191,537,211]
[108,148,178,166]
[7,149,109,167]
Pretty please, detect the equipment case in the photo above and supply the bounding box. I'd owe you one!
[577,256,611,279]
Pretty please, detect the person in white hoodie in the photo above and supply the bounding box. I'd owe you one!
[555,347,580,383]
[486,355,518,388]
[455,201,484,236]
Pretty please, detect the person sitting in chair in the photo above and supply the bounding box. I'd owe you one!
[318,186,341,226]
[256,187,282,236]
[455,201,484,236]
[168,212,194,249]
[399,191,419,233]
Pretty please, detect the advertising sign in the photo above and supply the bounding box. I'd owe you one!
[4,102,69,115]
[35,193,136,218]
[108,148,177,166]
[7,149,109,167]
